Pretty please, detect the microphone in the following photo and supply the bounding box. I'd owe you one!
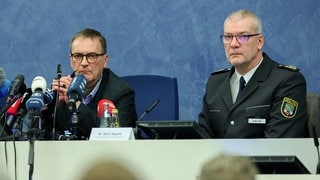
[312,125,320,174]
[26,76,46,118]
[97,99,116,118]
[7,74,26,103]
[137,99,160,121]
[57,64,62,79]
[43,88,54,106]
[135,99,160,139]
[67,74,87,112]
[0,79,11,98]
[12,88,32,132]
[6,97,22,127]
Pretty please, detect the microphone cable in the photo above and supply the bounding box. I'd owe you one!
[4,135,18,180]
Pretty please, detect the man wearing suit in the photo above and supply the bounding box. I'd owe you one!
[44,28,137,139]
[198,10,307,138]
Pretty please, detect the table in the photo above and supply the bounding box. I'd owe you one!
[1,138,319,180]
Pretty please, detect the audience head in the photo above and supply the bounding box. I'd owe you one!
[80,160,139,180]
[199,154,258,180]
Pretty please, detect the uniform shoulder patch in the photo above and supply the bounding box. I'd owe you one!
[277,64,299,72]
[280,97,298,118]
[210,68,230,75]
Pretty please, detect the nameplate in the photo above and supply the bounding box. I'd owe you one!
[89,128,135,141]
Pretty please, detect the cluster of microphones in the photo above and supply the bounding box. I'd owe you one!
[0,67,88,140]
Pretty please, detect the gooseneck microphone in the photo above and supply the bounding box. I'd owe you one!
[135,99,160,139]
[138,99,160,121]
[52,64,62,140]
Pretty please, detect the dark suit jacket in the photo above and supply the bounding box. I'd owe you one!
[198,53,307,138]
[44,68,137,139]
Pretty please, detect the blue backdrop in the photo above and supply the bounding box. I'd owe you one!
[0,0,319,120]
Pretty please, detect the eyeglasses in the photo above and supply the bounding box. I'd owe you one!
[220,34,260,44]
[70,53,105,63]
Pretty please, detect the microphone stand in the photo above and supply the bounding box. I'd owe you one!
[135,99,160,139]
[70,111,79,140]
[26,110,40,180]
[52,64,62,140]
[28,135,35,180]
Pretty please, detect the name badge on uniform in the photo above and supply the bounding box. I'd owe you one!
[248,118,266,124]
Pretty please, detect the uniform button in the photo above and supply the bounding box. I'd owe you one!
[230,121,234,125]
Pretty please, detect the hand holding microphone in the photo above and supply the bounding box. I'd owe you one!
[51,75,73,103]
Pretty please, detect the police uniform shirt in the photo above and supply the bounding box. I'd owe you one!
[230,57,264,103]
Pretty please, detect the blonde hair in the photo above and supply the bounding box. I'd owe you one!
[80,160,138,180]
[199,154,258,180]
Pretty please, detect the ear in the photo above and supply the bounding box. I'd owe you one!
[104,54,109,66]
[258,35,264,50]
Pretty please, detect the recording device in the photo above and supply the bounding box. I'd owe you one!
[67,74,87,112]
[97,99,116,118]
[7,74,26,103]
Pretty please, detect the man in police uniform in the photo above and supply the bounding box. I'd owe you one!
[198,10,307,138]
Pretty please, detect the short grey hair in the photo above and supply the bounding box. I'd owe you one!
[224,9,262,34]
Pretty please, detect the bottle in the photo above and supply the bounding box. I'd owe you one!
[111,108,120,128]
[100,104,111,128]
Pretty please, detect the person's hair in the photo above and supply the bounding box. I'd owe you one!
[199,154,258,180]
[69,28,107,54]
[80,160,138,180]
[224,9,262,34]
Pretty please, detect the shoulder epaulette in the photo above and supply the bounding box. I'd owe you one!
[210,68,230,75]
[277,64,300,72]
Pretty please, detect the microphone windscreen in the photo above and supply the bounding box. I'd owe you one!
[7,97,22,115]
[0,79,11,98]
[97,99,116,117]
[9,74,25,97]
[67,74,87,100]
[26,92,44,111]
[43,88,54,105]
[31,76,47,93]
